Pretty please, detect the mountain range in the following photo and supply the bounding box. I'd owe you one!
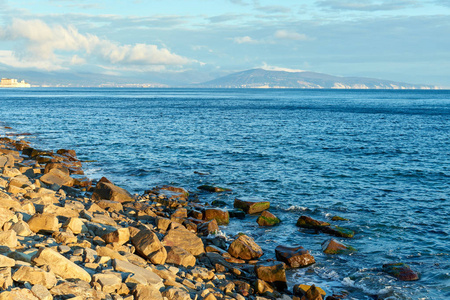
[197,69,438,89]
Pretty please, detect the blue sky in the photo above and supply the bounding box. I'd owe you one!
[0,0,449,86]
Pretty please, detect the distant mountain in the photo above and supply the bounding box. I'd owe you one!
[197,68,439,89]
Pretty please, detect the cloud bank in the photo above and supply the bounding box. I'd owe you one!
[0,18,190,71]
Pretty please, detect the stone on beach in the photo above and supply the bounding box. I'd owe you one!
[165,246,196,267]
[162,226,205,256]
[228,234,263,260]
[113,259,164,288]
[203,208,229,225]
[12,266,57,289]
[132,229,167,264]
[27,213,59,234]
[255,261,287,291]
[275,245,315,268]
[293,284,326,300]
[91,180,134,203]
[382,263,419,281]
[31,247,91,282]
[234,197,270,214]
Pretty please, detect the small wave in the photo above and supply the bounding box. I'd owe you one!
[342,277,392,296]
[285,205,309,212]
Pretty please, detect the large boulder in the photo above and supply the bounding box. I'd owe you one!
[234,197,270,214]
[165,246,196,268]
[132,229,167,264]
[204,208,229,225]
[31,248,91,282]
[113,259,164,289]
[296,216,329,229]
[39,168,74,187]
[275,245,315,268]
[102,227,130,245]
[293,284,326,300]
[12,266,57,289]
[162,227,204,256]
[228,234,263,260]
[91,180,134,203]
[0,230,18,249]
[255,261,287,291]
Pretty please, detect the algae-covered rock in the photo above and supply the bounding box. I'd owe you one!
[198,185,232,192]
[204,208,229,225]
[257,210,281,226]
[275,245,315,268]
[382,263,419,281]
[234,197,270,214]
[296,215,330,229]
[322,238,355,254]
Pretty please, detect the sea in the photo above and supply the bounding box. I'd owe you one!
[1,88,449,299]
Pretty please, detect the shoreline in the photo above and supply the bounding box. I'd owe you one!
[0,129,419,300]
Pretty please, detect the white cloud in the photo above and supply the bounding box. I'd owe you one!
[274,30,309,41]
[233,36,259,44]
[0,18,191,71]
[260,63,305,73]
[0,50,66,71]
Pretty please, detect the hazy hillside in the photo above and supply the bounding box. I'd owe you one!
[197,69,438,89]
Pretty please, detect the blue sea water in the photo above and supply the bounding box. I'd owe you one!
[1,88,449,299]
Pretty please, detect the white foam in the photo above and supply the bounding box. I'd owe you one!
[286,205,308,212]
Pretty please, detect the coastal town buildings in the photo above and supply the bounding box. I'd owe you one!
[0,78,31,88]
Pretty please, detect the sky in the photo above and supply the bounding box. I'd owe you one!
[0,0,449,87]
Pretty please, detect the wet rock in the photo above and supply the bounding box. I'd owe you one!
[163,226,205,256]
[31,247,91,282]
[296,216,330,229]
[228,209,246,219]
[204,208,229,225]
[197,219,219,236]
[322,226,355,238]
[321,239,355,254]
[257,211,281,226]
[234,197,270,214]
[91,180,134,203]
[198,185,232,192]
[12,266,57,289]
[255,261,287,291]
[113,259,164,289]
[132,229,167,264]
[293,284,326,300]
[275,245,315,268]
[382,263,419,281]
[165,246,196,267]
[228,234,263,260]
[331,216,348,221]
[297,216,354,238]
[27,213,59,234]
[255,279,280,297]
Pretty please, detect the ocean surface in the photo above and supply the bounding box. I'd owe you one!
[1,88,449,299]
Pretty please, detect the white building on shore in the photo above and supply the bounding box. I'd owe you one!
[0,78,31,88]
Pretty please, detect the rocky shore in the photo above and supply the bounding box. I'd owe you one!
[0,132,419,300]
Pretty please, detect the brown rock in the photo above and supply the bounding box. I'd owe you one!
[27,213,59,234]
[113,259,164,289]
[162,287,192,300]
[275,245,315,268]
[62,217,87,234]
[162,227,204,256]
[31,284,52,300]
[228,234,263,260]
[0,230,18,249]
[0,207,15,231]
[197,219,219,236]
[0,255,15,267]
[92,273,123,293]
[134,284,164,300]
[91,181,134,203]
[132,229,167,264]
[293,284,326,300]
[52,231,77,244]
[165,246,196,267]
[255,261,287,291]
[0,267,13,290]
[96,199,124,212]
[234,197,270,214]
[50,280,106,299]
[321,239,355,254]
[296,216,330,228]
[102,227,130,245]
[40,168,74,187]
[12,266,57,289]
[382,263,420,281]
[32,247,91,282]
[204,208,229,225]
[257,211,281,226]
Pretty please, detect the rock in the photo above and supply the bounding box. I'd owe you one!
[102,227,130,245]
[162,287,192,300]
[257,211,281,226]
[228,234,263,260]
[234,197,270,214]
[50,280,106,299]
[134,284,164,300]
[52,231,77,244]
[382,263,419,281]
[96,199,124,212]
[197,219,219,236]
[322,226,355,238]
[40,168,74,187]
[0,255,15,267]
[296,216,330,229]
[157,217,173,231]
[331,216,348,221]
[293,284,326,300]
[0,230,18,249]
[31,247,91,282]
[165,246,196,267]
[0,207,15,229]
[163,226,205,256]
[228,209,246,219]
[113,259,164,289]
[92,273,123,293]
[132,229,167,264]
[275,245,315,268]
[0,154,15,168]
[27,213,59,234]
[12,266,57,289]
[255,279,279,297]
[96,246,128,261]
[31,284,52,300]
[0,288,39,300]
[10,220,33,236]
[62,217,87,234]
[204,208,229,225]
[321,239,355,254]
[198,185,231,192]
[255,261,287,291]
[0,267,12,290]
[91,181,134,203]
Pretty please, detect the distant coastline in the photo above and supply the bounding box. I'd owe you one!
[0,78,31,88]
